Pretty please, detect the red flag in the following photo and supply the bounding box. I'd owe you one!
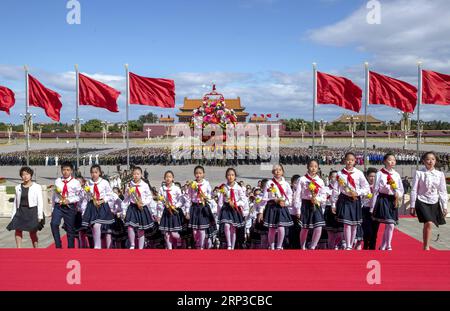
[28,74,62,121]
[369,71,417,113]
[267,114,272,118]
[317,72,362,112]
[422,70,450,105]
[129,72,175,108]
[79,73,120,112]
[0,86,15,114]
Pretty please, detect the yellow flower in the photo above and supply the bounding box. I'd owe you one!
[255,197,262,204]
[338,178,345,186]
[270,186,277,194]
[129,187,136,194]
[308,182,316,192]
[367,193,373,199]
[55,187,62,193]
[84,185,91,193]
[191,181,198,190]
[158,195,165,202]
[219,186,226,194]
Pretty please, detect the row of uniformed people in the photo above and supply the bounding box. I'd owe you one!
[6,151,447,250]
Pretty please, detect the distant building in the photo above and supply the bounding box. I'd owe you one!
[331,114,384,126]
[176,97,249,123]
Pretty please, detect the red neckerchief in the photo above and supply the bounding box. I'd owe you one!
[166,187,173,206]
[380,168,394,184]
[341,169,356,189]
[131,182,141,197]
[228,184,240,211]
[62,177,72,197]
[93,180,100,200]
[196,182,203,201]
[271,178,288,199]
[305,174,320,195]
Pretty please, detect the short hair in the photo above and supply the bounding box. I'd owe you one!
[307,159,320,168]
[271,164,285,175]
[421,151,438,163]
[291,174,300,185]
[61,161,74,170]
[366,167,378,176]
[133,166,143,174]
[19,166,34,178]
[383,153,396,162]
[90,164,103,176]
[344,152,356,159]
[164,170,174,179]
[194,165,205,174]
[225,167,237,178]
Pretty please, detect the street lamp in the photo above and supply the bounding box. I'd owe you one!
[6,123,13,144]
[300,120,306,142]
[119,123,127,143]
[417,120,424,144]
[399,112,411,149]
[146,128,152,141]
[387,121,392,141]
[346,115,358,148]
[319,119,327,145]
[19,112,36,149]
[37,124,43,141]
[101,121,111,144]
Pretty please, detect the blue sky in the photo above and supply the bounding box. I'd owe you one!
[1,0,449,124]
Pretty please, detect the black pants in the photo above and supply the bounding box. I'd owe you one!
[51,203,77,248]
[362,207,380,250]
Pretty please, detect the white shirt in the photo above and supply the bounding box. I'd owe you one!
[293,174,327,215]
[332,168,370,207]
[260,177,293,212]
[217,182,249,217]
[12,183,44,220]
[86,178,113,201]
[52,177,82,205]
[371,168,404,210]
[410,168,448,211]
[186,179,212,206]
[122,180,156,212]
[156,184,184,218]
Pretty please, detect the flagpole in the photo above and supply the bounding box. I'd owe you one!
[125,64,130,169]
[416,61,422,169]
[364,62,369,172]
[24,65,30,166]
[75,64,80,170]
[312,62,317,158]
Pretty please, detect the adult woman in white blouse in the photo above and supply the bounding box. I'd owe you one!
[410,152,448,250]
[6,167,44,248]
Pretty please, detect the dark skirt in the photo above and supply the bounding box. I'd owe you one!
[160,207,186,232]
[336,193,362,226]
[111,216,127,241]
[299,199,325,229]
[82,201,115,233]
[124,203,156,230]
[355,224,363,241]
[263,200,293,228]
[415,199,446,227]
[7,205,44,232]
[219,203,245,228]
[324,205,343,232]
[188,202,215,230]
[372,193,398,225]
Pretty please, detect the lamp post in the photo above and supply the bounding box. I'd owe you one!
[346,115,358,148]
[119,123,127,143]
[387,121,392,141]
[146,128,152,141]
[37,125,43,141]
[101,121,111,144]
[6,123,13,144]
[300,120,306,142]
[319,119,327,145]
[400,112,411,149]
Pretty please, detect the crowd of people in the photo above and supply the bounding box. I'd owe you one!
[1,147,449,169]
[5,151,448,251]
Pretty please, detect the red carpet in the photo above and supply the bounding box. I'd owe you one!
[1,228,449,291]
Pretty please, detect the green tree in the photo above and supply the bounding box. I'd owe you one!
[81,119,103,132]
